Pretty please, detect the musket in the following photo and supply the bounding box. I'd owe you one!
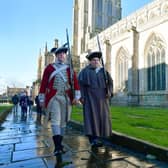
[66,28,74,97]
[96,34,109,96]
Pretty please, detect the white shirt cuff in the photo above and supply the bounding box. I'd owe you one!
[75,90,81,100]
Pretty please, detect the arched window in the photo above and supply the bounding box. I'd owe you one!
[116,48,128,92]
[95,0,103,29]
[147,35,166,91]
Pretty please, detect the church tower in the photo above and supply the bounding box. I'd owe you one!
[89,0,121,36]
[72,0,121,70]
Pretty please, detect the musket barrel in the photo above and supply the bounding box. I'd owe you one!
[96,35,109,95]
[66,29,75,97]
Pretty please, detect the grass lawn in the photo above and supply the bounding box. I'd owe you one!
[71,105,168,148]
[0,104,13,114]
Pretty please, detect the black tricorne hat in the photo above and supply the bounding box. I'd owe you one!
[86,51,102,60]
[55,46,68,55]
[50,47,57,53]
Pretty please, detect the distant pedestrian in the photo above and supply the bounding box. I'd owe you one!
[28,96,33,115]
[11,94,19,112]
[19,91,29,117]
[35,95,42,125]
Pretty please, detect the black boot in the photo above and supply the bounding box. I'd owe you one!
[36,114,41,125]
[53,135,62,155]
[59,136,66,153]
[88,135,103,148]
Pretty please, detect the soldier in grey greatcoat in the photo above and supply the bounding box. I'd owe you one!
[78,51,113,147]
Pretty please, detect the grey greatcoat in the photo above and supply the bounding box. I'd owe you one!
[78,65,113,137]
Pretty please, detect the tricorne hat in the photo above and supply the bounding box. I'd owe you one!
[50,47,57,53]
[55,46,68,55]
[86,51,102,60]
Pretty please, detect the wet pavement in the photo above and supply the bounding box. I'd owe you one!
[0,106,168,168]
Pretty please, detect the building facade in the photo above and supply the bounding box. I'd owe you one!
[6,86,31,97]
[73,0,168,106]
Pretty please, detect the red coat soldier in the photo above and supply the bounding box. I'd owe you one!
[38,45,80,155]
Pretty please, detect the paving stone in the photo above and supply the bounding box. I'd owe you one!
[0,158,46,168]
[20,135,50,143]
[44,153,75,168]
[0,144,13,165]
[15,141,47,151]
[0,144,13,152]
[42,156,57,168]
[0,152,11,165]
[12,148,52,161]
[125,156,155,167]
[0,138,20,145]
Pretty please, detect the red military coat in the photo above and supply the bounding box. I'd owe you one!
[39,63,80,108]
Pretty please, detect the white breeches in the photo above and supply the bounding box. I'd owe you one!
[47,94,71,135]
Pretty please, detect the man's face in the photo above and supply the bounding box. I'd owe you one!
[56,52,66,63]
[90,57,101,68]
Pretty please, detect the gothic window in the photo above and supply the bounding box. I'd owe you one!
[105,1,113,27]
[116,48,128,92]
[107,1,112,16]
[95,0,102,29]
[147,36,166,91]
[97,0,102,12]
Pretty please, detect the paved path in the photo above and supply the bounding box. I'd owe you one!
[0,106,167,168]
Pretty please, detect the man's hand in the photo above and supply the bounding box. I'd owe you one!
[79,98,84,104]
[72,99,81,105]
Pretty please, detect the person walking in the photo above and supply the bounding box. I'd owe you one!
[19,91,29,118]
[28,96,33,116]
[11,94,19,112]
[78,51,113,148]
[38,45,80,155]
[35,95,42,125]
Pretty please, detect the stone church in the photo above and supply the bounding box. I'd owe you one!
[72,0,168,106]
